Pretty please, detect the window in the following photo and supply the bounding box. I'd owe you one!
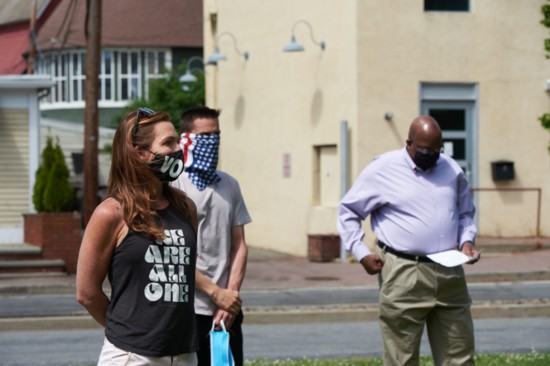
[37,48,170,106]
[145,51,169,97]
[70,51,86,102]
[100,51,114,101]
[425,0,469,12]
[52,53,69,103]
[119,50,141,100]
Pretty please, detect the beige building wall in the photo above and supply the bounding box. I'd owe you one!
[204,0,358,255]
[356,1,550,239]
[0,109,29,227]
[205,0,550,255]
[0,75,51,244]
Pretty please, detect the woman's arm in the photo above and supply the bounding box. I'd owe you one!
[76,198,124,327]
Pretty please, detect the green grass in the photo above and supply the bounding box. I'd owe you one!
[245,351,550,366]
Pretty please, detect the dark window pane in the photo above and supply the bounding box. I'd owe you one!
[106,79,111,99]
[429,109,465,131]
[425,0,469,11]
[131,78,138,98]
[122,80,128,100]
[121,53,127,74]
[159,53,165,73]
[54,56,59,76]
[148,52,155,74]
[443,139,465,159]
[61,55,66,75]
[72,54,79,75]
[131,53,138,74]
[104,51,112,74]
[61,80,67,101]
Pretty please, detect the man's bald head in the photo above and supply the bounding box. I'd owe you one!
[406,116,443,169]
[408,115,442,142]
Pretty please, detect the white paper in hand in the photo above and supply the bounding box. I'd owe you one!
[427,250,471,267]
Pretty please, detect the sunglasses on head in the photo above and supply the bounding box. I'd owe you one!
[132,107,156,138]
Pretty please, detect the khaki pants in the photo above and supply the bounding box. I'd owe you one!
[98,337,197,366]
[376,247,475,366]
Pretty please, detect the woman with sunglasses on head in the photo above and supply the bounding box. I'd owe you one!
[76,108,241,365]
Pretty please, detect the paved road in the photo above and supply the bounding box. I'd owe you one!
[1,317,549,365]
[1,281,549,318]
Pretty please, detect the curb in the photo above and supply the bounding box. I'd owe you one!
[1,301,549,331]
[466,271,550,283]
[1,271,550,296]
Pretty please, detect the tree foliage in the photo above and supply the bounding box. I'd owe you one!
[540,1,550,153]
[111,60,205,132]
[32,136,75,212]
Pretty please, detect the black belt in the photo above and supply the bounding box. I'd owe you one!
[377,241,433,263]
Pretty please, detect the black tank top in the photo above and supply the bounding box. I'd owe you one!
[105,204,197,357]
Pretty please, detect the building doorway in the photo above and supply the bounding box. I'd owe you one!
[420,84,478,188]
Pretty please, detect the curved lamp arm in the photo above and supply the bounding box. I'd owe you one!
[290,20,326,50]
[186,56,204,71]
[207,32,250,65]
[179,56,204,84]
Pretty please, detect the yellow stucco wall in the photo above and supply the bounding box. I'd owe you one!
[204,0,358,255]
[205,0,550,255]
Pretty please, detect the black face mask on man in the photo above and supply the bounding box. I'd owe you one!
[148,150,185,182]
[413,151,440,171]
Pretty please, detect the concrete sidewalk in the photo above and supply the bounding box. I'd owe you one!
[1,246,550,330]
[1,245,550,295]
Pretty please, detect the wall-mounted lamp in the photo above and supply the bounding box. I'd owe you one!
[283,20,326,52]
[178,56,204,84]
[384,112,394,121]
[207,32,249,65]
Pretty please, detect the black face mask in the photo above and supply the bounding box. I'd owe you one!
[413,151,440,171]
[148,150,185,182]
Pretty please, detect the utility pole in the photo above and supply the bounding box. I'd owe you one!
[83,0,102,227]
[27,0,37,74]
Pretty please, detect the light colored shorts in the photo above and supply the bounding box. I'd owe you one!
[98,337,197,366]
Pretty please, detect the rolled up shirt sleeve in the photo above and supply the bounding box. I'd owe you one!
[457,171,477,247]
[337,165,383,261]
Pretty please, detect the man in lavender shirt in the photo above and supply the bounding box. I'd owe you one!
[338,115,481,366]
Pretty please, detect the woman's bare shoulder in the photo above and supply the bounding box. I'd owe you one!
[184,195,197,211]
[91,197,124,223]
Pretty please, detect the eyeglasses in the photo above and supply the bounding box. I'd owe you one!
[132,107,156,138]
[410,141,444,155]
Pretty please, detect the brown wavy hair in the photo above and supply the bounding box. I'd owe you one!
[107,110,193,241]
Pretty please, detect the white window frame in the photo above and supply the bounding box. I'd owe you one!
[144,50,171,97]
[37,48,172,108]
[100,50,115,103]
[70,51,86,103]
[117,49,142,101]
[52,53,69,103]
[37,54,53,103]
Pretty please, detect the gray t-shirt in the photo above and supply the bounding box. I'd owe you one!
[172,170,252,315]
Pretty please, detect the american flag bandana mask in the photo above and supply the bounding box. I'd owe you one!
[180,133,221,191]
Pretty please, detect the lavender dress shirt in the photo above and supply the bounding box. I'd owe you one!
[338,147,477,261]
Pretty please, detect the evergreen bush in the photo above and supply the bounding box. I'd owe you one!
[32,136,75,212]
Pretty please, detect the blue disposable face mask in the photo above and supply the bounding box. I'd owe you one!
[210,320,234,366]
[148,149,185,182]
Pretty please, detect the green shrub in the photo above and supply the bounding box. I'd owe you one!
[109,59,205,131]
[32,136,74,212]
